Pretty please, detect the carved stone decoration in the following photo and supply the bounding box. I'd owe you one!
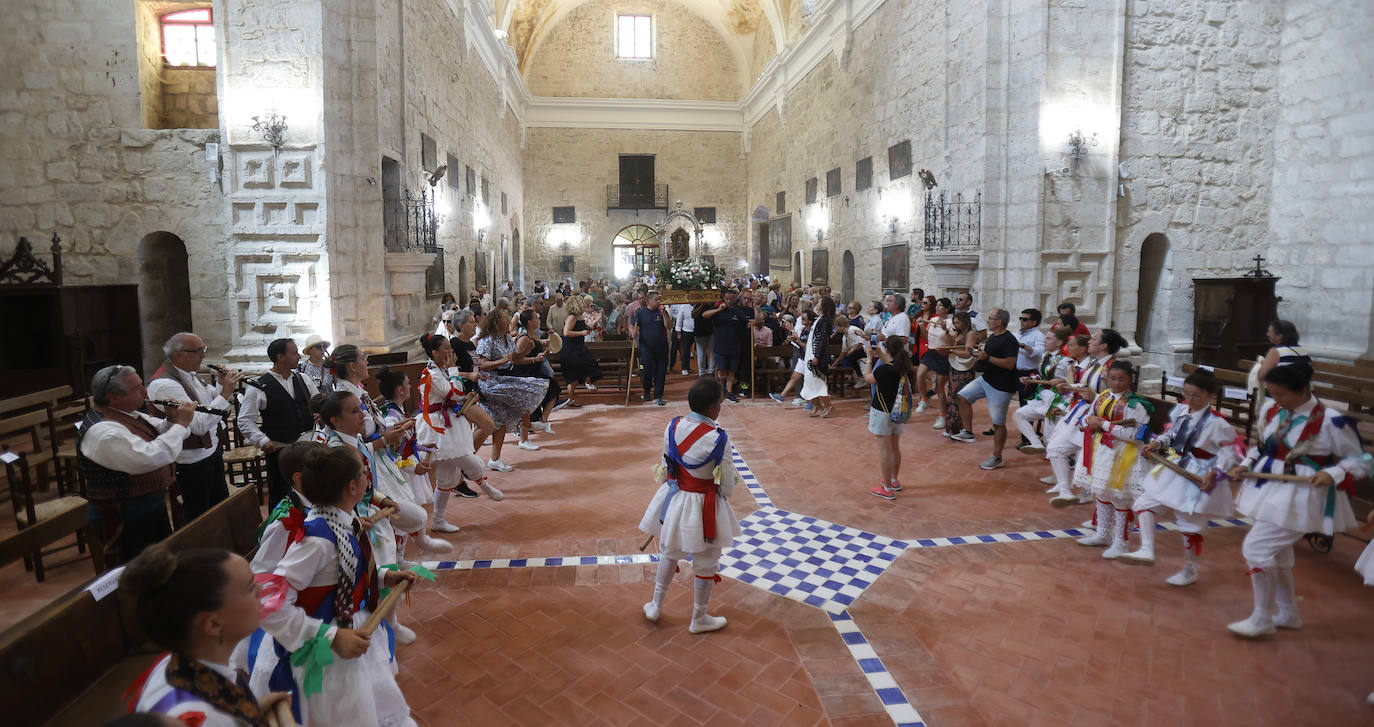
[0,233,63,286]
[652,200,705,260]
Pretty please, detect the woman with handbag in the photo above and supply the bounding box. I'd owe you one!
[865,336,916,501]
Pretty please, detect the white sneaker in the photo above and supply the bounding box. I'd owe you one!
[478,480,505,501]
[916,400,928,414]
[1118,548,1155,566]
[1039,474,1058,485]
[585,383,598,391]
[643,601,661,622]
[1273,611,1303,630]
[517,439,540,451]
[393,622,417,645]
[1227,616,1276,639]
[790,398,804,407]
[418,533,453,554]
[1077,531,1110,547]
[689,613,728,634]
[429,518,460,533]
[1166,564,1199,587]
[1101,542,1129,559]
[681,370,689,376]
[951,430,976,443]
[1049,494,1078,508]
[538,421,555,434]
[932,416,945,429]
[487,458,514,472]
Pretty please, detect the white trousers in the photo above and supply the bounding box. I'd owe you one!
[662,546,721,578]
[1013,403,1054,450]
[433,454,486,491]
[1133,491,1208,534]
[1046,419,1082,488]
[1241,519,1302,570]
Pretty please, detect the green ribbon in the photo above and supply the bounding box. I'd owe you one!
[378,563,437,599]
[255,497,294,542]
[289,622,335,697]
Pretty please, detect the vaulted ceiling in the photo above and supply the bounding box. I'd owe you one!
[493,0,806,88]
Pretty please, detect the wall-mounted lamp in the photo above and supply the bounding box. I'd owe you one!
[805,204,829,244]
[876,189,909,235]
[550,224,580,249]
[1067,129,1098,168]
[250,113,288,150]
[702,227,724,248]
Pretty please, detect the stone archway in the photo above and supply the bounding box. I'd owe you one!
[137,231,193,373]
[841,250,855,303]
[1136,232,1169,352]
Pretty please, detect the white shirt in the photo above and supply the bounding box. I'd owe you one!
[134,654,252,727]
[236,370,320,448]
[80,408,187,475]
[960,308,989,332]
[146,366,228,464]
[1012,327,1046,371]
[881,312,911,340]
[672,304,695,333]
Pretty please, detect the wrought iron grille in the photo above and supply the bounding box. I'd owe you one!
[923,191,981,251]
[606,184,669,210]
[383,188,438,253]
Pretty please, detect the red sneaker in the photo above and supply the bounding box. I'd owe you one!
[870,485,896,501]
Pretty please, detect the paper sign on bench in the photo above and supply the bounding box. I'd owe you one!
[1223,386,1248,401]
[0,451,18,464]
[86,566,125,602]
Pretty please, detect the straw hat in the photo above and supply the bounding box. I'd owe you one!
[302,334,330,353]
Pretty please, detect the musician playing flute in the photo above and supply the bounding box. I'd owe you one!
[1073,360,1154,560]
[1118,370,1240,586]
[146,332,244,520]
[638,378,743,634]
[78,365,197,563]
[1224,364,1370,639]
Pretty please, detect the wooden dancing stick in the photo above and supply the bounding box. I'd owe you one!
[638,534,655,552]
[1237,470,1318,484]
[1144,451,1206,487]
[625,336,638,407]
[360,506,397,531]
[358,580,411,636]
[1021,379,1057,386]
[265,699,298,727]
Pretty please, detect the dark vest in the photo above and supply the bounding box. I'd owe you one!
[257,371,314,444]
[77,408,177,501]
[152,366,214,451]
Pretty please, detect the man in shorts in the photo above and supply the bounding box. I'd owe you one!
[702,289,750,402]
[952,308,1019,470]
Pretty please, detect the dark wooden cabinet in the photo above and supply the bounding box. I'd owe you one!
[1192,276,1278,368]
[0,285,142,398]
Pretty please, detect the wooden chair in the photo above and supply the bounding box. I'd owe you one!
[48,392,88,497]
[222,411,268,505]
[0,408,101,582]
[750,345,796,395]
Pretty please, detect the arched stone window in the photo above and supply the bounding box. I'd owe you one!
[161,9,216,67]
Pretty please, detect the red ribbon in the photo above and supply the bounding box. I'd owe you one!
[282,507,307,545]
[695,574,722,582]
[1184,533,1203,556]
[255,573,291,619]
[123,652,170,712]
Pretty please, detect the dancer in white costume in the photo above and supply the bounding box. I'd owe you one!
[1119,369,1240,585]
[256,446,420,727]
[416,333,503,533]
[1047,330,1123,508]
[1012,326,1070,455]
[1072,361,1154,559]
[1226,364,1371,639]
[639,378,743,634]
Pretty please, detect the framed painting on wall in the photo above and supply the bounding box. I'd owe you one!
[768,215,792,269]
[810,249,829,286]
[881,243,908,292]
[558,255,574,274]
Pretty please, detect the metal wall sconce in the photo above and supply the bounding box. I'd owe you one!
[250,113,288,150]
[1067,129,1098,168]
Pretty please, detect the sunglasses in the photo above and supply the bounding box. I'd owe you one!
[1018,317,1031,321]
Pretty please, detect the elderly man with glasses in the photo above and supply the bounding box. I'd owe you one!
[145,332,243,520]
[79,365,198,562]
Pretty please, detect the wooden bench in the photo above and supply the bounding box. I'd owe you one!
[548,340,635,391]
[750,345,796,395]
[1169,363,1259,440]
[1,484,264,727]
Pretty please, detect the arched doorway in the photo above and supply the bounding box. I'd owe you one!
[613,224,659,280]
[458,255,468,303]
[841,250,855,302]
[1136,232,1169,350]
[137,231,193,373]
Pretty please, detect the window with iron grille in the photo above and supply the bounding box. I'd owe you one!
[553,206,576,223]
[856,157,873,191]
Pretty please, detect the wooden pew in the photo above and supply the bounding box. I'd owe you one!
[750,345,796,395]
[1174,363,1258,440]
[0,484,263,727]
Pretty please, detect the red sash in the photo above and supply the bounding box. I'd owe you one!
[672,423,719,541]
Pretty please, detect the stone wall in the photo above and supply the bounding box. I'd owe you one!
[748,17,774,84]
[0,1,227,366]
[1265,0,1374,359]
[525,0,743,101]
[160,67,218,129]
[522,127,747,282]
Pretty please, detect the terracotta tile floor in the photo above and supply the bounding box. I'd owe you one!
[9,374,1374,725]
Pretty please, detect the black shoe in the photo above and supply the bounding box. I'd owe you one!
[643,394,652,401]
[455,482,479,499]
[656,398,666,406]
[983,428,996,436]
[725,393,739,402]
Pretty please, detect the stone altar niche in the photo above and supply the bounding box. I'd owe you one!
[653,201,717,303]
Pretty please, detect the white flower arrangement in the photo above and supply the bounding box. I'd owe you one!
[656,257,726,290]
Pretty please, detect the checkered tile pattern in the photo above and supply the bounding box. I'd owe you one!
[831,610,925,727]
[908,517,1253,549]
[730,445,774,507]
[421,553,661,571]
[719,508,910,614]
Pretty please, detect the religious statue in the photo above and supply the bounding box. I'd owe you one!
[669,228,691,260]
